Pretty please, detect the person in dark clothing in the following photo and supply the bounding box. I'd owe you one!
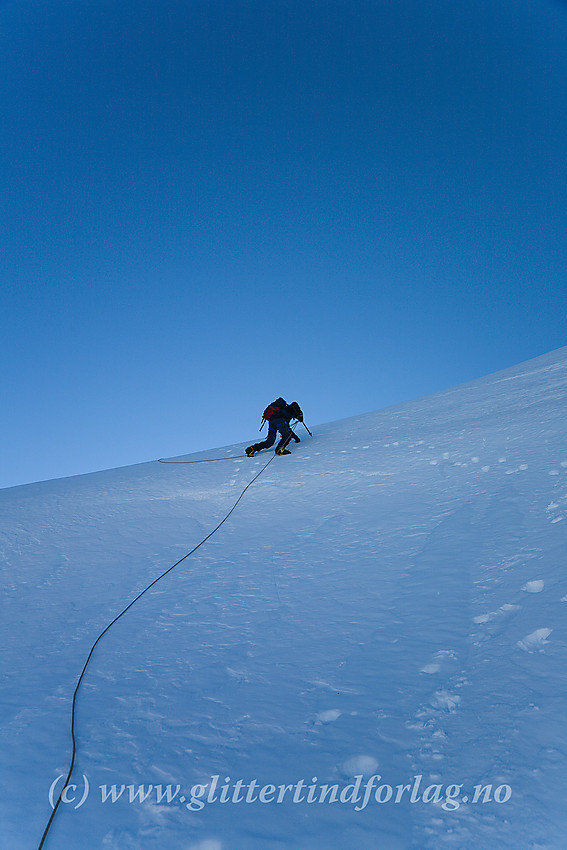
[246,398,304,456]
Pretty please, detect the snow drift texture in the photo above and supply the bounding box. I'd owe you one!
[1,347,566,850]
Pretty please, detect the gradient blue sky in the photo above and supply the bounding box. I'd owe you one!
[2,0,566,489]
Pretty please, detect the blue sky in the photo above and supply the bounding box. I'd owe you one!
[1,0,566,489]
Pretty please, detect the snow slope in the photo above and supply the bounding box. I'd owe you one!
[1,348,566,850]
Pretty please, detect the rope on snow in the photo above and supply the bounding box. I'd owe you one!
[37,451,278,849]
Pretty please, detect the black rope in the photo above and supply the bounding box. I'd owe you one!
[37,452,277,850]
[157,422,304,464]
[158,454,246,463]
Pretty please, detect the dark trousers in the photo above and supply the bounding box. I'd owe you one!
[252,420,292,453]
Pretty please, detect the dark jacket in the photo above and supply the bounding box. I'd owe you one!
[269,399,303,424]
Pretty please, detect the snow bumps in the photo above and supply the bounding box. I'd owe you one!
[3,347,567,850]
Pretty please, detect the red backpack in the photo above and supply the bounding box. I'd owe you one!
[260,398,287,429]
[263,402,282,421]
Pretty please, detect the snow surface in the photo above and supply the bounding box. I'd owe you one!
[1,347,567,850]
